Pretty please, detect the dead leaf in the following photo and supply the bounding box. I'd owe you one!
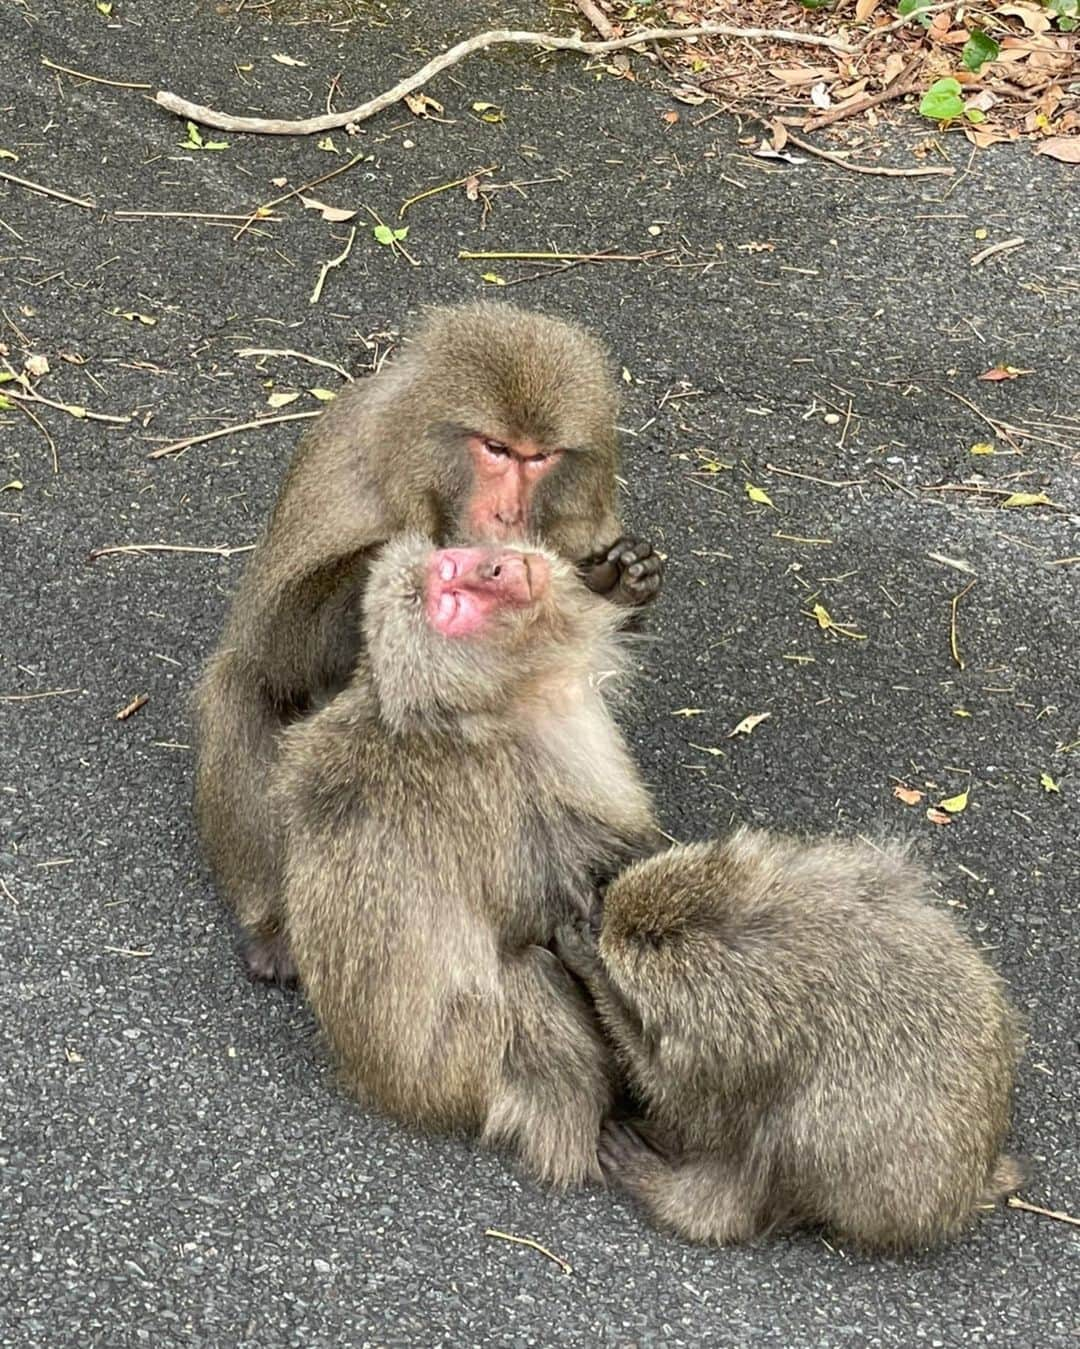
[893,785,925,806]
[672,708,707,718]
[728,712,771,738]
[404,92,444,118]
[267,391,301,408]
[300,194,358,223]
[964,125,1020,149]
[662,110,680,125]
[882,52,907,85]
[1001,491,1052,508]
[464,175,481,201]
[24,354,49,377]
[855,0,880,21]
[769,65,835,87]
[926,808,953,826]
[1034,136,1080,164]
[938,789,970,814]
[978,364,1031,381]
[998,2,1052,34]
[271,53,308,66]
[810,82,832,110]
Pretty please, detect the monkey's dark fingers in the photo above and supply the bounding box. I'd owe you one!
[552,919,599,977]
[580,557,621,596]
[608,538,658,568]
[241,931,299,989]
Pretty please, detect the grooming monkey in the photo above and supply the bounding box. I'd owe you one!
[556,830,1023,1252]
[193,303,662,982]
[274,534,659,1187]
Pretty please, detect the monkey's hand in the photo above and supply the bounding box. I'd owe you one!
[580,537,663,608]
[553,916,602,982]
[598,1120,670,1187]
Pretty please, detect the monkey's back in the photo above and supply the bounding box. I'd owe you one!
[602,830,1023,1249]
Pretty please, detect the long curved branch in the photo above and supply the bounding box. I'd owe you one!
[154,23,858,136]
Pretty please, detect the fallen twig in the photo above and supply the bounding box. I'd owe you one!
[803,55,922,132]
[484,1228,573,1275]
[116,693,149,721]
[88,542,255,561]
[147,410,318,460]
[42,56,152,90]
[572,0,616,39]
[115,209,283,223]
[778,131,954,177]
[153,23,857,136]
[311,225,358,303]
[766,463,865,488]
[949,579,975,670]
[0,687,82,702]
[0,168,96,210]
[6,386,130,425]
[10,396,59,475]
[1008,1197,1080,1228]
[236,347,353,381]
[855,1,958,47]
[970,237,1025,266]
[459,248,671,263]
[399,165,498,219]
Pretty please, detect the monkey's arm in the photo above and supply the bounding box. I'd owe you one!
[580,537,663,609]
[553,918,649,1061]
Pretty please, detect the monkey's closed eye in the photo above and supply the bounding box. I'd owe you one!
[482,439,511,459]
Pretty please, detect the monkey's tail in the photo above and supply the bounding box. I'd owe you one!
[981,1153,1024,1207]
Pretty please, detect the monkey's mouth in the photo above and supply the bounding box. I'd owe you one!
[426,547,545,638]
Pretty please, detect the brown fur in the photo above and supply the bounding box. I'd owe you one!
[193,303,657,976]
[274,535,660,1187]
[556,829,1024,1252]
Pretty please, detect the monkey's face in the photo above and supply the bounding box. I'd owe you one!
[461,436,564,543]
[425,546,551,639]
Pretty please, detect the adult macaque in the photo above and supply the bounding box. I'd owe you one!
[273,535,659,1187]
[556,830,1023,1252]
[194,303,661,982]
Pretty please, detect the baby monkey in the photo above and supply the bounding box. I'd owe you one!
[274,535,658,1188]
[556,829,1023,1253]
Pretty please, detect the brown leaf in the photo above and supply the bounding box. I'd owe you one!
[893,785,925,806]
[464,175,481,201]
[661,110,680,125]
[998,2,1052,34]
[979,364,1029,381]
[881,53,907,85]
[1035,136,1080,164]
[926,808,953,826]
[769,65,836,87]
[854,0,880,20]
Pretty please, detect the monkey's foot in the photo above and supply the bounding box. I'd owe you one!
[598,1119,668,1183]
[581,537,663,608]
[552,917,601,981]
[241,929,299,988]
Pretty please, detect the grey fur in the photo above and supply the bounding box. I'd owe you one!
[556,829,1024,1252]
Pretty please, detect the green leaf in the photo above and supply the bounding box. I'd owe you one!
[372,224,395,245]
[1040,773,1060,793]
[745,482,774,507]
[964,107,986,124]
[799,0,831,8]
[393,227,408,241]
[184,121,204,148]
[1001,491,1051,508]
[938,789,969,814]
[1050,0,1077,16]
[962,30,999,71]
[0,394,13,411]
[920,79,964,122]
[898,0,934,27]
[203,139,229,151]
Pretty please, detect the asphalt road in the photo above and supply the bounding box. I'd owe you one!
[2,2,1078,1345]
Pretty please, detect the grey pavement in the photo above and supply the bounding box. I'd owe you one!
[1,2,1078,1345]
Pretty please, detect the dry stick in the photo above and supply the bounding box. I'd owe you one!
[0,168,96,209]
[399,164,498,219]
[803,55,922,132]
[11,396,59,475]
[572,0,616,39]
[42,56,152,89]
[236,347,353,381]
[1008,1197,1080,1228]
[0,688,82,702]
[949,579,975,670]
[116,693,149,721]
[970,236,1025,266]
[147,409,318,460]
[6,387,130,425]
[154,24,857,136]
[855,0,958,47]
[780,130,953,177]
[115,209,283,222]
[766,463,866,488]
[311,226,358,303]
[460,248,671,262]
[484,1229,573,1275]
[88,542,255,561]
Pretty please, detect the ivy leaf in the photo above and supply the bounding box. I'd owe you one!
[898,0,934,27]
[962,30,999,71]
[920,78,964,122]
[373,224,395,245]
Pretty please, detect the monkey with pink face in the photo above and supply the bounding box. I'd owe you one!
[194,303,661,985]
[272,535,659,1188]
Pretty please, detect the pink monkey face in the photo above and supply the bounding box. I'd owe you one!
[425,547,551,639]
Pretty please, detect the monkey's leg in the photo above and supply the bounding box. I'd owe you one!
[482,946,614,1189]
[601,1123,768,1246]
[194,654,295,985]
